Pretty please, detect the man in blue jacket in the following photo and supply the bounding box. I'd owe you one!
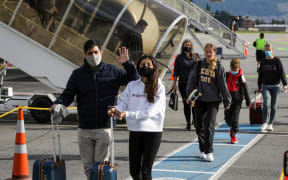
[51,39,139,179]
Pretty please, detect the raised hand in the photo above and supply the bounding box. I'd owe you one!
[116,46,129,64]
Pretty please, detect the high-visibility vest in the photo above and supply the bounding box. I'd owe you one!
[256,38,266,50]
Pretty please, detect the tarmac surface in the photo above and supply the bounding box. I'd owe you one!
[0,32,288,180]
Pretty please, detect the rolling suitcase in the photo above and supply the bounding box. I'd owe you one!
[249,91,264,124]
[90,117,117,180]
[32,113,66,180]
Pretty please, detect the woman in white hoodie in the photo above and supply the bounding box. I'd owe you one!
[108,55,166,180]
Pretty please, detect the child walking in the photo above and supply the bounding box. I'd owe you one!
[225,58,251,143]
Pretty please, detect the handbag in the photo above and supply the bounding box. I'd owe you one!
[167,89,178,111]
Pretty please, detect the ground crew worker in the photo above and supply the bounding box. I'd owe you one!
[50,39,139,180]
[230,16,239,46]
[253,32,267,72]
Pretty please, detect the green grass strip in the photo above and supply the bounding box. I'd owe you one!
[271,42,288,45]
[275,48,288,51]
[246,75,258,79]
[246,75,288,79]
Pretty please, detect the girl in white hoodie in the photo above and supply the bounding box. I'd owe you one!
[108,55,166,180]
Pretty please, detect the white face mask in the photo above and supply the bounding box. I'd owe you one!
[86,54,102,67]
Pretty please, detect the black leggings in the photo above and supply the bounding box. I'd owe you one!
[224,103,241,134]
[129,131,162,180]
[178,83,195,125]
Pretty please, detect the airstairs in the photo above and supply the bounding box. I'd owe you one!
[160,0,246,58]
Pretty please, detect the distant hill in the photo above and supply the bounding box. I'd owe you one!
[192,0,288,22]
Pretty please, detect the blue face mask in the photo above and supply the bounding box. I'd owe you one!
[230,70,238,75]
[265,51,272,57]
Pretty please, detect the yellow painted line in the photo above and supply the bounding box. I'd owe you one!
[275,48,288,51]
[246,75,288,79]
[279,169,284,180]
[246,75,258,79]
[273,42,288,45]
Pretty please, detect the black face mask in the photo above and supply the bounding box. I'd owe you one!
[183,47,192,52]
[139,66,153,78]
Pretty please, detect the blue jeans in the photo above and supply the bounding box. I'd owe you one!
[261,84,281,124]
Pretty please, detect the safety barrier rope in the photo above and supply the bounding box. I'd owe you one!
[0,107,20,119]
[0,106,77,119]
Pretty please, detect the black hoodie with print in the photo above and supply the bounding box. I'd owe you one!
[186,59,231,108]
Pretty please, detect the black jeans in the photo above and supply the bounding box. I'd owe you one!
[129,131,162,180]
[178,83,195,125]
[195,101,219,154]
[224,103,241,134]
[256,50,265,62]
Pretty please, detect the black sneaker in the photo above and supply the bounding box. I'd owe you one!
[185,124,191,131]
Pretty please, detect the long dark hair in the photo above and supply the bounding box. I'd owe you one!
[181,39,193,55]
[136,55,159,103]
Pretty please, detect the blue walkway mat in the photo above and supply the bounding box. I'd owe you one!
[152,124,261,180]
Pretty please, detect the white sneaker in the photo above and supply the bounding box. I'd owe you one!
[206,153,214,162]
[200,152,206,159]
[267,124,273,131]
[261,123,268,132]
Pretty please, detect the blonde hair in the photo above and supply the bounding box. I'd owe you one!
[230,58,241,71]
[204,43,217,71]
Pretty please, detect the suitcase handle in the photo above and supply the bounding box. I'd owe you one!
[253,90,263,110]
[51,112,62,163]
[110,116,115,167]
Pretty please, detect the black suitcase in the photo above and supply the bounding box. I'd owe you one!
[32,112,66,180]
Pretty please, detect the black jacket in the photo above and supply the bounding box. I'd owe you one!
[258,57,287,89]
[55,60,139,129]
[173,53,197,83]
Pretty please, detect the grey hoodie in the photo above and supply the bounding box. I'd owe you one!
[186,59,231,108]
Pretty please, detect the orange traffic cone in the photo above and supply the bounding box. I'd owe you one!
[244,41,249,56]
[10,108,30,180]
[169,54,177,80]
